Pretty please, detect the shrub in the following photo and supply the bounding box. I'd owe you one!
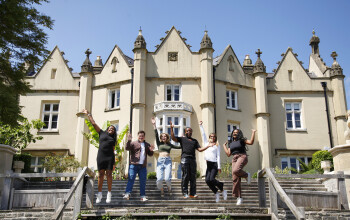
[311,150,333,173]
[147,171,156,179]
[218,162,232,179]
[13,152,32,173]
[196,170,201,178]
[42,153,81,173]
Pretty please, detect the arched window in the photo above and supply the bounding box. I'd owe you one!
[227,55,235,72]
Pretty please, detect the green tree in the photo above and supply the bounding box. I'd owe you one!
[0,0,54,126]
[0,117,45,153]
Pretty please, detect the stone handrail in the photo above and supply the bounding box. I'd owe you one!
[0,166,95,220]
[258,168,350,220]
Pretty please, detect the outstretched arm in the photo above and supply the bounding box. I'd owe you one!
[223,141,231,157]
[170,121,178,142]
[199,121,208,146]
[245,129,256,145]
[82,109,101,133]
[151,117,161,146]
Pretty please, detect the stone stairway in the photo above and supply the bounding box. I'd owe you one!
[79,178,327,219]
[0,177,336,219]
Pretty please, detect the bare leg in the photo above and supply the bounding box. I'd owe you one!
[98,169,105,192]
[106,170,113,192]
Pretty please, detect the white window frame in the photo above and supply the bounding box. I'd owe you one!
[41,103,59,131]
[165,84,181,101]
[156,113,190,145]
[227,123,240,141]
[30,156,45,173]
[285,102,303,130]
[281,156,312,173]
[108,89,120,109]
[226,90,238,110]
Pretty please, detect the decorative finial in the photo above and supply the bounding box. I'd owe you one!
[85,49,92,58]
[312,29,315,35]
[138,26,142,35]
[205,25,207,32]
[256,49,262,58]
[331,51,338,61]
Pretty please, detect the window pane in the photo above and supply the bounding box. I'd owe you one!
[52,115,58,122]
[174,86,180,101]
[51,122,57,129]
[44,104,51,111]
[174,117,179,125]
[167,117,171,125]
[231,92,235,108]
[53,104,59,111]
[159,118,163,125]
[174,128,179,136]
[287,121,293,128]
[285,103,291,111]
[38,157,44,164]
[295,113,300,121]
[30,157,37,166]
[281,161,288,170]
[167,128,171,135]
[295,121,301,128]
[226,91,230,107]
[43,115,50,128]
[159,128,163,134]
[290,158,297,169]
[111,91,115,108]
[294,103,300,110]
[227,125,231,132]
[286,113,292,120]
[167,86,172,101]
[183,118,186,126]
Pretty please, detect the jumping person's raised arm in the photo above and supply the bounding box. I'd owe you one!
[151,117,161,147]
[170,121,178,142]
[82,109,101,133]
[223,141,231,157]
[199,121,209,147]
[245,129,256,145]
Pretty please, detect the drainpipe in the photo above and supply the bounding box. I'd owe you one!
[129,68,134,134]
[213,67,217,133]
[321,82,334,148]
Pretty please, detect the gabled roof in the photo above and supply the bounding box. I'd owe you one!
[28,46,75,78]
[97,44,134,73]
[271,47,310,79]
[153,26,193,54]
[213,44,244,70]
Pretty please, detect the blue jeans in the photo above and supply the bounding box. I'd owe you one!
[125,164,147,197]
[156,157,172,190]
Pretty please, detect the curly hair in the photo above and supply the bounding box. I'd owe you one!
[229,129,248,151]
[107,125,117,144]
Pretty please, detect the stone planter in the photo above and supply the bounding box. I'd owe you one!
[0,144,17,199]
[13,160,25,173]
[321,160,332,173]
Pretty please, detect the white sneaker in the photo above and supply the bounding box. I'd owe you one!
[236,197,243,205]
[215,192,220,203]
[222,190,228,201]
[96,192,102,204]
[183,194,189,199]
[123,193,130,200]
[106,191,112,203]
[247,172,251,185]
[140,196,148,202]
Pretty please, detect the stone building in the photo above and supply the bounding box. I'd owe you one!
[19,27,347,176]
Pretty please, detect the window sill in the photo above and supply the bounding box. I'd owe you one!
[38,130,59,134]
[286,129,307,133]
[105,107,120,112]
[226,107,241,112]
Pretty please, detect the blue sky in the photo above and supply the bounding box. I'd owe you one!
[37,0,350,108]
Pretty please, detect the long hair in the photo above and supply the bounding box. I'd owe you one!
[160,133,170,144]
[229,129,248,151]
[209,132,218,144]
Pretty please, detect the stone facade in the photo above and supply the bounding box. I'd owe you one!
[19,27,347,176]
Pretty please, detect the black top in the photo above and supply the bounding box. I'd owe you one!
[96,130,116,170]
[175,136,200,159]
[229,140,246,155]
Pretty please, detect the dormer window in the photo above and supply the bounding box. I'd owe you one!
[166,85,181,101]
[111,57,119,73]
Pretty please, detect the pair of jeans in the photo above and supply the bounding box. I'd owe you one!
[231,153,248,198]
[125,164,147,196]
[181,157,197,196]
[156,156,172,190]
[205,161,224,194]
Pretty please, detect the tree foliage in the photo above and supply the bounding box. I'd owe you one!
[0,117,45,153]
[312,150,333,173]
[0,0,54,126]
[42,153,81,173]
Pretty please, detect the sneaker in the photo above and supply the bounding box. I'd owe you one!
[123,193,130,200]
[140,196,148,202]
[96,192,102,204]
[106,191,112,203]
[222,190,228,201]
[183,194,189,199]
[236,197,243,205]
[190,194,198,198]
[215,192,220,203]
[247,172,251,185]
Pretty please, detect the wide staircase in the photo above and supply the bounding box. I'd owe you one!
[78,178,326,219]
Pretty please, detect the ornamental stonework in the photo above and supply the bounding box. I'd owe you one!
[168,52,178,61]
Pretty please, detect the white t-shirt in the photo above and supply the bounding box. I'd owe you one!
[200,125,221,169]
[139,142,146,165]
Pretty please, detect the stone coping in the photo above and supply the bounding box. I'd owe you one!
[0,144,17,155]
